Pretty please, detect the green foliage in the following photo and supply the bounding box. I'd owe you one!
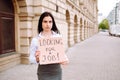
[99,23,106,29]
[99,19,109,29]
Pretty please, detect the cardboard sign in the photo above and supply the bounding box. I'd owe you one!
[38,37,68,65]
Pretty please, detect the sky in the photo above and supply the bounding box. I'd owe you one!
[98,0,120,23]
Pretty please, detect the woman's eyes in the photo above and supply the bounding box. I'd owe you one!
[43,21,52,23]
[49,21,52,23]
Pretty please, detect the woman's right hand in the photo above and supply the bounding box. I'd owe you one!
[35,50,40,63]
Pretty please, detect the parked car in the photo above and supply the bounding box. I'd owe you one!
[109,24,120,37]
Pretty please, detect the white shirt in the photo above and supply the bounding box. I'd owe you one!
[29,31,62,64]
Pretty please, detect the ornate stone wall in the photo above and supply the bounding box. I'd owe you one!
[0,0,98,71]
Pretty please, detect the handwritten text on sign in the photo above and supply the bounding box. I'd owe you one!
[38,37,68,65]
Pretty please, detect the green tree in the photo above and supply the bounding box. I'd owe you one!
[99,23,106,29]
[99,19,109,29]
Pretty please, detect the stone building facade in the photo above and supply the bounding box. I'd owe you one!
[0,0,98,71]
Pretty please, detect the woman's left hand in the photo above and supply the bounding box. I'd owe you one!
[60,60,69,65]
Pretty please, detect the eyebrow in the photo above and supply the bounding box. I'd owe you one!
[43,20,52,22]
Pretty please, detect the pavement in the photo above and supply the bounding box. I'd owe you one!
[0,32,120,80]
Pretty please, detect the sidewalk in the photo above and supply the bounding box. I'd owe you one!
[0,32,120,80]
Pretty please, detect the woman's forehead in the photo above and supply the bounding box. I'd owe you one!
[43,16,52,20]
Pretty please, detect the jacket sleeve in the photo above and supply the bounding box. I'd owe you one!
[29,37,39,64]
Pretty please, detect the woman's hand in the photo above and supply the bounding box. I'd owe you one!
[35,50,40,63]
[60,55,69,65]
[60,60,69,65]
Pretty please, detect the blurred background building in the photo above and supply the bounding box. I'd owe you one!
[0,0,98,71]
[107,1,120,25]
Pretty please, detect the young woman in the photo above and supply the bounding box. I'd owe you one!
[29,12,68,80]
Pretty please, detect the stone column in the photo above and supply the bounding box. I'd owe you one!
[82,25,85,40]
[69,23,74,46]
[18,0,34,64]
[76,24,80,43]
[19,13,34,64]
[74,23,78,43]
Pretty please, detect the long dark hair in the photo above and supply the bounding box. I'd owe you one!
[37,12,60,34]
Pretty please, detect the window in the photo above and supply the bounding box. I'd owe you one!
[0,0,15,54]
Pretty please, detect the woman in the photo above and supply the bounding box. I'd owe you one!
[29,12,68,80]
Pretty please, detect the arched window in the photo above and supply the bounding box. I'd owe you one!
[0,0,15,54]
